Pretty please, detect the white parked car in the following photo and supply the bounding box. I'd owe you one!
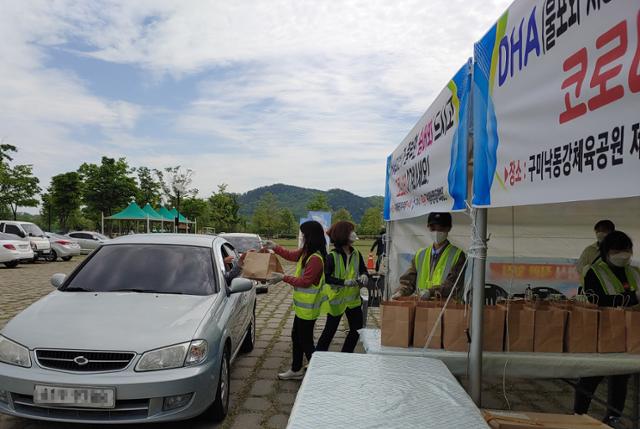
[0,232,34,268]
[0,221,51,260]
[44,233,82,262]
[66,231,110,254]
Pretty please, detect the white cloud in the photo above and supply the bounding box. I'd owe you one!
[1,0,512,202]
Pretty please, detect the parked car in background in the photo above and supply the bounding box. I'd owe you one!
[0,234,256,424]
[66,231,109,254]
[218,233,263,255]
[44,233,81,262]
[0,232,34,268]
[0,221,51,261]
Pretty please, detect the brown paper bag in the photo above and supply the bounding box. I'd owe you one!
[413,301,443,349]
[241,252,284,281]
[443,303,469,352]
[483,306,506,352]
[501,303,535,352]
[533,308,566,353]
[598,307,626,353]
[626,309,640,354]
[565,305,599,353]
[381,301,416,347]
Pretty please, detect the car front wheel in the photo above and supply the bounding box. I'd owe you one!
[46,250,58,262]
[202,346,230,421]
[240,306,256,353]
[4,261,19,268]
[61,256,72,261]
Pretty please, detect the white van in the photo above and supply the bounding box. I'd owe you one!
[0,221,51,260]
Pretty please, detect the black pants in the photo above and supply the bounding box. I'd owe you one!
[291,316,316,372]
[316,306,364,353]
[375,254,382,272]
[573,375,630,418]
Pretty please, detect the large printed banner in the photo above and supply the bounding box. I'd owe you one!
[473,1,640,207]
[384,61,471,221]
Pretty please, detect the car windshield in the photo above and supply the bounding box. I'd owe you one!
[21,223,44,237]
[63,244,216,295]
[223,236,261,253]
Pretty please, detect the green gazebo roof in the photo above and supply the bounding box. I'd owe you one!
[106,202,149,220]
[142,203,164,221]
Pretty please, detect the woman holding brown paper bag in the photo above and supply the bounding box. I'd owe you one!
[573,231,639,427]
[263,220,327,380]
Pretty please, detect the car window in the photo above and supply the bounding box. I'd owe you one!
[20,223,44,237]
[222,236,261,253]
[0,223,4,231]
[64,244,216,295]
[79,233,92,239]
[5,224,23,236]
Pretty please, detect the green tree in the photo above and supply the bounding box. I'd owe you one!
[156,166,198,210]
[251,192,280,237]
[40,193,56,232]
[333,208,353,223]
[307,194,331,211]
[278,208,296,235]
[209,184,240,233]
[135,166,162,206]
[181,197,210,229]
[0,164,41,220]
[358,207,383,235]
[78,157,138,222]
[48,172,82,231]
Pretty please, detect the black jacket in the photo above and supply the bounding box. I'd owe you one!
[584,265,639,307]
[325,247,369,286]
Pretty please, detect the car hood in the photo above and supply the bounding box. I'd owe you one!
[2,291,215,353]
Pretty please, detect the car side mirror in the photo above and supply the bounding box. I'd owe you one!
[50,273,67,288]
[229,278,252,295]
[17,231,26,238]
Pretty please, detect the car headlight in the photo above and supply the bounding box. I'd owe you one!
[135,340,208,372]
[0,335,31,368]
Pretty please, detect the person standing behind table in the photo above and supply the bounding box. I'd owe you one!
[370,228,386,272]
[573,231,639,428]
[316,221,369,353]
[263,220,327,380]
[392,212,466,300]
[576,219,615,285]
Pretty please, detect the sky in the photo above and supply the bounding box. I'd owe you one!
[1,0,511,204]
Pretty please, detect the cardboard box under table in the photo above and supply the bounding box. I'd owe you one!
[483,410,610,429]
[287,352,489,428]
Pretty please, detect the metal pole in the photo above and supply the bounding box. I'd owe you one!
[101,212,104,235]
[383,220,391,300]
[469,207,488,405]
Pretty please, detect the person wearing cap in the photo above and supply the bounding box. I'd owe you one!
[576,220,615,285]
[392,212,466,299]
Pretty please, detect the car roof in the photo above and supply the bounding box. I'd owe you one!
[219,233,260,238]
[105,233,223,248]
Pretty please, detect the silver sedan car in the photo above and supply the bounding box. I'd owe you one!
[0,234,256,424]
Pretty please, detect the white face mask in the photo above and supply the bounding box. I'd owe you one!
[608,252,632,267]
[349,231,358,243]
[596,232,608,243]
[430,230,448,244]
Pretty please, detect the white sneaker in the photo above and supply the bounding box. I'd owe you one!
[278,369,305,380]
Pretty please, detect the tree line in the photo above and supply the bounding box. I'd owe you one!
[0,145,383,236]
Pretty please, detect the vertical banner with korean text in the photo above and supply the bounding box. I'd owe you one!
[385,60,472,221]
[473,0,640,207]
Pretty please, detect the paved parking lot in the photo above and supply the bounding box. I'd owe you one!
[0,258,377,429]
[0,260,635,428]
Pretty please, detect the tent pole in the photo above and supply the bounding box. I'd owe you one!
[469,207,488,406]
[101,212,104,235]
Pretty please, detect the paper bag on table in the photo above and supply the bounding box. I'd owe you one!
[533,307,566,353]
[500,302,535,352]
[381,300,416,348]
[565,305,599,353]
[442,303,469,352]
[482,306,506,352]
[241,252,284,281]
[598,307,626,353]
[413,301,443,349]
[626,308,640,354]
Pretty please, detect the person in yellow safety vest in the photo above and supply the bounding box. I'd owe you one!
[263,220,327,380]
[574,230,639,427]
[575,219,615,287]
[392,212,466,300]
[316,221,369,353]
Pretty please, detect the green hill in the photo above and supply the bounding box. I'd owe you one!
[238,184,383,223]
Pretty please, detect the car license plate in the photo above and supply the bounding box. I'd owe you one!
[33,385,115,408]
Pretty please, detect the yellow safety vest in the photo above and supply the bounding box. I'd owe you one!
[292,252,325,320]
[321,249,362,317]
[415,243,463,291]
[591,259,639,296]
